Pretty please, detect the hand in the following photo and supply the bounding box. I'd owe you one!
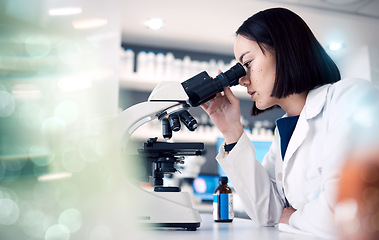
[279,206,296,224]
[200,85,244,144]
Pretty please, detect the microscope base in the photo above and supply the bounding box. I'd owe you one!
[132,183,201,231]
[146,221,200,231]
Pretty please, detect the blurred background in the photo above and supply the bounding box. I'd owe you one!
[0,0,378,239]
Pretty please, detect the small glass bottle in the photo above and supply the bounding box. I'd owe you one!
[213,176,234,222]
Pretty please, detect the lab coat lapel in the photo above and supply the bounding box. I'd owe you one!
[283,114,309,163]
[283,84,330,163]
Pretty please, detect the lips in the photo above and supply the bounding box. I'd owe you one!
[248,91,256,99]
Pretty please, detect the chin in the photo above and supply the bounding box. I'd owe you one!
[255,102,270,110]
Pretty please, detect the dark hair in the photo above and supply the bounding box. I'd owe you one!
[236,8,341,116]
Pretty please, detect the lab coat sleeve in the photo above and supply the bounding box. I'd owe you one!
[216,132,285,226]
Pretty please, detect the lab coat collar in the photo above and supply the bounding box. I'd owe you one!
[303,84,330,120]
[282,84,330,163]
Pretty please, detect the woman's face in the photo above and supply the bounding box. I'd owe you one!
[234,34,278,110]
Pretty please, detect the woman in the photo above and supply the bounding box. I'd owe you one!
[201,8,379,238]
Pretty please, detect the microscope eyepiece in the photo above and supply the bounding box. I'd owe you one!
[181,62,246,107]
[224,62,247,86]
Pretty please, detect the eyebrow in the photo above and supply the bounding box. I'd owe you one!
[239,51,250,63]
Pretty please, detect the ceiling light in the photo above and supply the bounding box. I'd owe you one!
[72,18,108,29]
[49,7,82,16]
[328,42,343,51]
[145,18,165,31]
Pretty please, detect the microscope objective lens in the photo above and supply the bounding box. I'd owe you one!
[169,114,181,131]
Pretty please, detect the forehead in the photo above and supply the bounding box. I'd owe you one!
[234,35,261,60]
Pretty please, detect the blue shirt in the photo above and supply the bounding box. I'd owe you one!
[276,115,300,160]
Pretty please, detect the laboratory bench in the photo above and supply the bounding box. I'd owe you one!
[137,213,325,240]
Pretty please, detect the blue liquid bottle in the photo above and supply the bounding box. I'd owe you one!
[213,176,234,222]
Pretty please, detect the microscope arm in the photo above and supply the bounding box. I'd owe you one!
[117,101,182,142]
[117,81,189,143]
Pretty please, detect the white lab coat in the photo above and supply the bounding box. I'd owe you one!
[216,78,379,239]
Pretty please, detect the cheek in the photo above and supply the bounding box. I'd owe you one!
[251,72,272,92]
[250,62,265,79]
[249,68,260,83]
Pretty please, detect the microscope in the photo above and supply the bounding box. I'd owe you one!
[117,63,246,230]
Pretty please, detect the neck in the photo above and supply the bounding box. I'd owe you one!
[279,91,308,117]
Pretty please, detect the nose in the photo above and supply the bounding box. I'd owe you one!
[239,75,250,87]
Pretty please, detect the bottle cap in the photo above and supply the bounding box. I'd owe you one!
[219,176,228,184]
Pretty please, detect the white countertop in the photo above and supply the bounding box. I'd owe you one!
[134,213,325,240]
